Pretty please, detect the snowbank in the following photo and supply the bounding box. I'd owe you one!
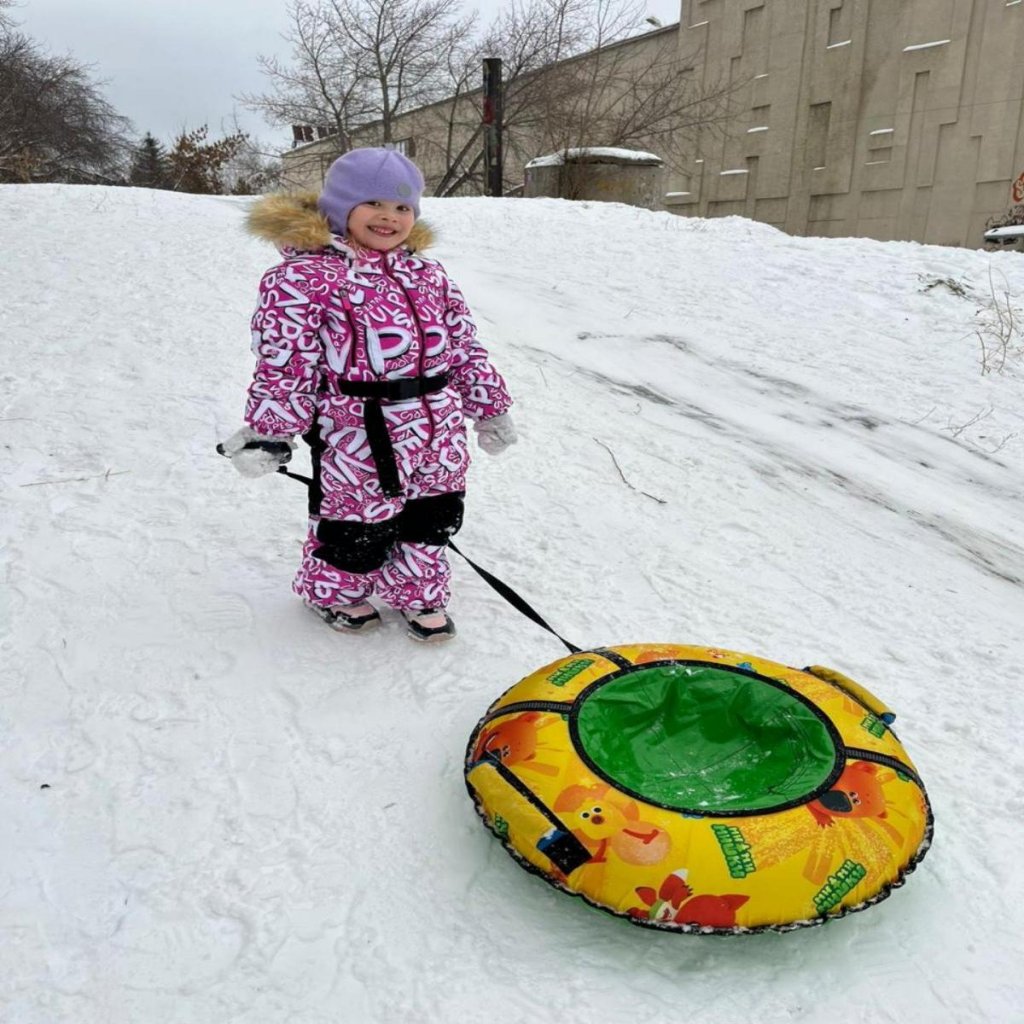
[2,184,1022,1024]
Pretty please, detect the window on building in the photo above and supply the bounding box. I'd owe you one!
[906,0,954,43]
[828,1,851,46]
[743,4,765,48]
[866,128,894,165]
[742,4,768,75]
[392,138,416,158]
[807,102,832,168]
[291,124,336,147]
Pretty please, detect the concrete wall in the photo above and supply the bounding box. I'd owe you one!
[669,0,1024,247]
[280,141,343,194]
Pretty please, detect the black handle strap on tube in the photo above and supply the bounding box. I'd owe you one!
[277,467,314,486]
[225,448,583,655]
[446,540,581,655]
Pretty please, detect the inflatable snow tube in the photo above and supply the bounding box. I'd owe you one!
[464,644,933,934]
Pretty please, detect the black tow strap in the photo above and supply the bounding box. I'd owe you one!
[334,374,450,499]
[270,465,582,655]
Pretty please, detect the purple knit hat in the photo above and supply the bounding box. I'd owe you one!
[318,148,425,235]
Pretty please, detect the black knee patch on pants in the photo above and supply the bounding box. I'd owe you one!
[397,491,465,546]
[314,518,400,574]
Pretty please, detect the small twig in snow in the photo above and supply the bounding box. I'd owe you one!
[593,438,667,504]
[973,432,1018,454]
[942,407,992,438]
[903,406,936,426]
[20,469,131,488]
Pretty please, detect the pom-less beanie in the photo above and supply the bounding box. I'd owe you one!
[317,148,425,235]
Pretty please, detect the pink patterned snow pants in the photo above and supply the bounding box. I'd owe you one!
[292,408,468,612]
[294,528,453,612]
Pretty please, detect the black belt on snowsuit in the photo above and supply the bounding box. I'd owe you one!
[334,373,449,498]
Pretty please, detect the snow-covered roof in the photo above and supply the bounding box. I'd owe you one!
[525,147,662,169]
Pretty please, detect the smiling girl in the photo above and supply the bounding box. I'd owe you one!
[220,148,516,641]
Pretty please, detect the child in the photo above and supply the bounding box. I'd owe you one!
[220,148,516,641]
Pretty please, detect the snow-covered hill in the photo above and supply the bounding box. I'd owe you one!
[2,184,1022,1023]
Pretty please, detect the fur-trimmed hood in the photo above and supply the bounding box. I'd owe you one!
[246,191,434,254]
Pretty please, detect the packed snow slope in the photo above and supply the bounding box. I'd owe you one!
[2,185,1023,1024]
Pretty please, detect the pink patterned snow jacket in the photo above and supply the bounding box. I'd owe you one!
[243,194,512,524]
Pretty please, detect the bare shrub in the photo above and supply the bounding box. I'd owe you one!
[974,268,1024,375]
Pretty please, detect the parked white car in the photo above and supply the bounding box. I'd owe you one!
[983,224,1024,251]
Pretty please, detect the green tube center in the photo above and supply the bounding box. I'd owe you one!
[573,664,839,814]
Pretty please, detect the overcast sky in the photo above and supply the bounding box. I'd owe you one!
[15,0,684,151]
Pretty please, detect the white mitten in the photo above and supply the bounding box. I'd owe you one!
[218,426,296,478]
[474,413,518,455]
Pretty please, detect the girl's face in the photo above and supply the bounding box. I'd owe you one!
[346,200,416,251]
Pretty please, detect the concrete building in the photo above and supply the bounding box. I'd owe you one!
[669,0,1024,246]
[279,1,1024,248]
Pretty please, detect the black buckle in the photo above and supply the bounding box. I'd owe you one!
[385,378,430,400]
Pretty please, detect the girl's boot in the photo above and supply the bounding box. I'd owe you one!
[306,599,381,633]
[402,607,456,642]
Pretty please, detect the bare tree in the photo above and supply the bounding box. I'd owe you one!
[242,0,474,153]
[247,0,740,197]
[428,0,594,195]
[224,136,285,195]
[422,0,736,196]
[242,1,372,153]
[0,31,133,183]
[327,0,473,142]
[528,13,736,186]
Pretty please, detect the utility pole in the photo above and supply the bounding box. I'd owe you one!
[483,58,503,197]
